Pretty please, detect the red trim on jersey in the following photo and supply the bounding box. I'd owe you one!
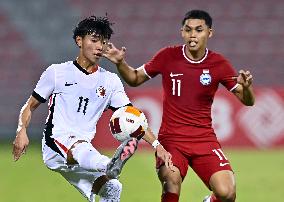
[54,139,69,154]
[46,94,54,122]
[48,95,53,108]
[90,65,99,73]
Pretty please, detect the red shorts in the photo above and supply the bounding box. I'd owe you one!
[156,140,232,188]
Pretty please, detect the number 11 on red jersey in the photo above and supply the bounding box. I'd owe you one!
[172,79,181,96]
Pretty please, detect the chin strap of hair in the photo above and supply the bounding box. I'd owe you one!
[152,139,161,149]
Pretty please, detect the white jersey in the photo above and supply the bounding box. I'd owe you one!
[33,61,130,156]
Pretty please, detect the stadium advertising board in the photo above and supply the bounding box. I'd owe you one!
[93,87,284,149]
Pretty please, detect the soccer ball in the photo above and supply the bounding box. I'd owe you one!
[109,106,148,142]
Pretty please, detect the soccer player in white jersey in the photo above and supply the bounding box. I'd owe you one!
[12,15,173,202]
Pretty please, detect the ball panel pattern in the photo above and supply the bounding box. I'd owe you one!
[109,106,148,142]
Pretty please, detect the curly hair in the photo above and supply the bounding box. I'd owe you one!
[73,15,114,42]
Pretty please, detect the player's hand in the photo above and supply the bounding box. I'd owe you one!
[13,127,29,161]
[103,42,126,65]
[233,69,253,88]
[156,144,175,171]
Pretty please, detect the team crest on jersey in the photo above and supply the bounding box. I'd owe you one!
[200,69,211,85]
[96,86,106,98]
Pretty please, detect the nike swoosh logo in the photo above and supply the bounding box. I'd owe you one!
[65,82,77,86]
[170,72,183,77]
[220,162,230,167]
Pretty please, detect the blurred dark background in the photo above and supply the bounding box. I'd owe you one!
[1,0,283,144]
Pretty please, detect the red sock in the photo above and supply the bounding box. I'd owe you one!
[210,194,221,202]
[161,192,179,202]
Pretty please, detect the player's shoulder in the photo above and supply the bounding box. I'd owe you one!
[208,50,230,64]
[98,66,115,76]
[99,67,124,88]
[98,67,121,81]
[208,50,225,59]
[46,61,73,71]
[158,45,183,53]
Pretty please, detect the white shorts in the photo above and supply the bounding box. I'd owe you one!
[42,134,110,202]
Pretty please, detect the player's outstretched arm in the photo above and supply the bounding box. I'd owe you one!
[232,69,255,106]
[13,96,41,161]
[103,43,149,87]
[142,128,174,171]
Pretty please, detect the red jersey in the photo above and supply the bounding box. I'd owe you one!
[144,45,238,142]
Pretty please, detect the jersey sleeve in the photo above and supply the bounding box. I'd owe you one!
[220,60,239,92]
[109,75,131,108]
[143,47,168,78]
[33,65,55,103]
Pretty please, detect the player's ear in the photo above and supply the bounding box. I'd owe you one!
[76,36,82,48]
[208,28,213,38]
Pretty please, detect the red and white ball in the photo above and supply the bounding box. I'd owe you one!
[109,106,148,142]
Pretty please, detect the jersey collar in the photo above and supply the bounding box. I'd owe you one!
[182,45,208,64]
[73,60,98,75]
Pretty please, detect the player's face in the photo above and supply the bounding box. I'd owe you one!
[181,19,212,53]
[77,33,109,64]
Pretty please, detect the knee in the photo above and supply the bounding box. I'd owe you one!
[165,176,182,187]
[98,179,122,200]
[210,170,236,202]
[159,168,182,194]
[214,185,236,202]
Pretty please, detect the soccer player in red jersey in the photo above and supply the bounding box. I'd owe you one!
[104,10,255,202]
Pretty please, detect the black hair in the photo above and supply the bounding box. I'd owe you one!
[73,15,114,42]
[182,10,212,28]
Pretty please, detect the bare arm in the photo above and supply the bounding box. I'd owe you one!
[13,96,41,161]
[232,69,255,106]
[104,43,149,87]
[142,128,174,171]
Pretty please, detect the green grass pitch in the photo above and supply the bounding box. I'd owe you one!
[1,143,284,202]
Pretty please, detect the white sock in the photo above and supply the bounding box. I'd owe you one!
[89,192,95,202]
[72,142,109,172]
[98,179,122,202]
[203,195,211,202]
